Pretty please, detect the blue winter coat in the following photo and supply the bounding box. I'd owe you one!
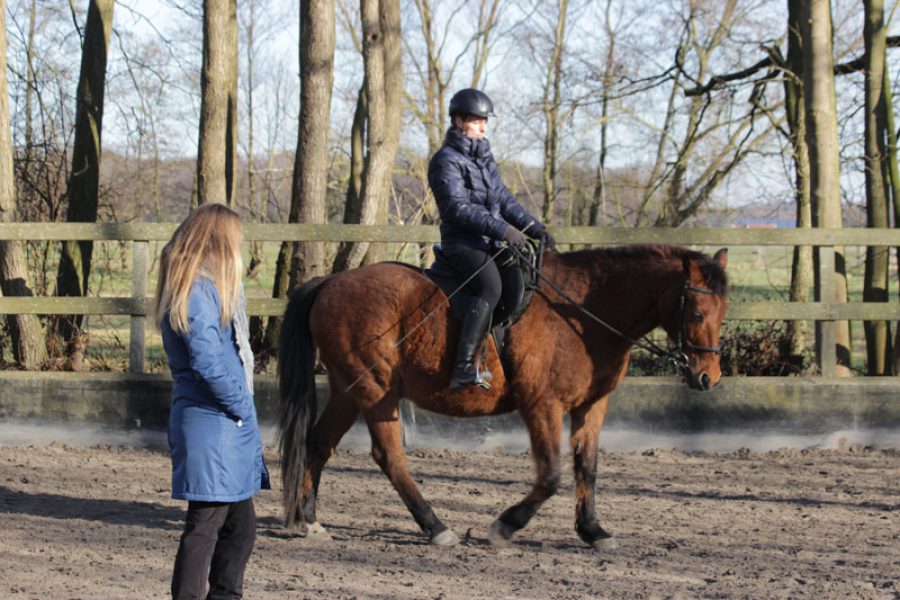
[161,277,270,502]
[428,127,539,254]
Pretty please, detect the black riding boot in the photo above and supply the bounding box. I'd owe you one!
[449,298,493,390]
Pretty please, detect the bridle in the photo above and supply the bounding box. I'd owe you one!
[674,282,722,362]
[510,243,722,373]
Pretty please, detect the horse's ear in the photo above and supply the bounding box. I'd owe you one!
[713,248,728,269]
[682,255,702,280]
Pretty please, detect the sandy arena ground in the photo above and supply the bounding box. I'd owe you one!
[1,440,898,599]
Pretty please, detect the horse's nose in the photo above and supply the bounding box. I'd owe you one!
[699,371,711,390]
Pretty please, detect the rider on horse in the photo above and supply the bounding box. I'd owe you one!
[428,88,555,390]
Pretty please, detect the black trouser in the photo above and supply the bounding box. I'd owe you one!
[171,498,256,600]
[445,248,503,311]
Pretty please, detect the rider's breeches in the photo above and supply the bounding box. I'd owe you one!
[445,248,502,310]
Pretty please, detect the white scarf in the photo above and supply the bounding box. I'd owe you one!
[232,283,254,394]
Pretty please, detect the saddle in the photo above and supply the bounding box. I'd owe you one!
[423,242,543,360]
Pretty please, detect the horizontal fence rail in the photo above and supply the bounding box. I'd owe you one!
[2,222,900,245]
[2,224,900,376]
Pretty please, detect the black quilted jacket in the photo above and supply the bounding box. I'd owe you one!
[427,128,538,255]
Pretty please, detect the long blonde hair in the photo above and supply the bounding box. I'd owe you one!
[155,203,244,333]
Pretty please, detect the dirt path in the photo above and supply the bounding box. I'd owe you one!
[1,442,898,599]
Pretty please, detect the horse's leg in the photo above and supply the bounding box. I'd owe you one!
[297,391,361,537]
[489,404,563,546]
[569,396,616,551]
[364,401,458,547]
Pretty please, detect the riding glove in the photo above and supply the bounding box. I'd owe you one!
[503,225,528,249]
[530,223,556,250]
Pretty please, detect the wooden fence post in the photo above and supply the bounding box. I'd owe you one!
[816,244,837,376]
[129,240,148,374]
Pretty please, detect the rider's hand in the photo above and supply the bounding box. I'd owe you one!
[503,225,528,249]
[530,223,556,250]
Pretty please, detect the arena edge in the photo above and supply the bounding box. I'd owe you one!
[1,372,898,434]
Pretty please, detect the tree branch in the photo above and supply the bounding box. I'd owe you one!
[686,35,900,98]
[834,35,900,74]
[684,55,779,96]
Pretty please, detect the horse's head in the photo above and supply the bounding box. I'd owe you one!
[664,248,728,391]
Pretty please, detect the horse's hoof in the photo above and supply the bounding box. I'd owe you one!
[431,529,459,547]
[488,520,512,547]
[306,521,332,540]
[591,536,618,552]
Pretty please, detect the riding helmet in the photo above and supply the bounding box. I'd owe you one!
[449,88,495,118]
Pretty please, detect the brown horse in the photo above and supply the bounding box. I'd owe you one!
[278,244,728,549]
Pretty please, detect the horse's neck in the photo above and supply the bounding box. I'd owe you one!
[544,254,682,340]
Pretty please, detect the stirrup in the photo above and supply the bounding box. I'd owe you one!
[476,355,492,387]
[449,361,491,390]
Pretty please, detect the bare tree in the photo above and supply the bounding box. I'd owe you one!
[289,0,335,285]
[588,0,619,227]
[196,0,238,206]
[862,0,891,374]
[784,0,813,365]
[888,50,900,375]
[470,0,504,88]
[400,0,508,266]
[55,0,114,357]
[333,0,402,270]
[655,1,777,227]
[800,0,851,375]
[539,0,569,224]
[261,0,335,353]
[0,0,47,369]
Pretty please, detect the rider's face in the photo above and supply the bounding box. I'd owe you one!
[455,115,488,139]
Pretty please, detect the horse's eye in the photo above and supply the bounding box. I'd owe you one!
[692,311,704,324]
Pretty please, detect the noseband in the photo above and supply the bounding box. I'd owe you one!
[674,283,721,364]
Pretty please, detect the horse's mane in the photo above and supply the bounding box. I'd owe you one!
[558,244,728,295]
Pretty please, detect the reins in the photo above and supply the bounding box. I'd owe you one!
[343,235,720,392]
[509,243,719,372]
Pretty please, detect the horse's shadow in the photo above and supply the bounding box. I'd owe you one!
[0,485,184,530]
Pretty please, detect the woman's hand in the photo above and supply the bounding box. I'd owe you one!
[529,223,556,250]
[503,225,528,249]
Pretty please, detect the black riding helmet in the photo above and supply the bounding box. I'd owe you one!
[449,88,495,119]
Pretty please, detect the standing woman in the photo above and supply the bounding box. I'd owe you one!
[155,203,270,599]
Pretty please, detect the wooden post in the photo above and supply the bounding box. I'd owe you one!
[129,241,148,374]
[816,244,837,376]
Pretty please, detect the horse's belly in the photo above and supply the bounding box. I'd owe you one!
[402,374,515,418]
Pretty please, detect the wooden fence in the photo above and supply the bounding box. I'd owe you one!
[2,223,900,429]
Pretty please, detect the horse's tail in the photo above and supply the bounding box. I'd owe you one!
[277,275,328,528]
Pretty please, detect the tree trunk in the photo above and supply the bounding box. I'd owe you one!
[363,0,402,265]
[332,83,366,273]
[338,0,401,270]
[540,0,569,224]
[243,1,265,348]
[0,0,47,369]
[885,65,900,374]
[55,0,114,354]
[589,0,616,227]
[785,0,813,365]
[262,0,335,352]
[862,0,891,374]
[287,0,335,288]
[197,0,238,206]
[800,0,852,376]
